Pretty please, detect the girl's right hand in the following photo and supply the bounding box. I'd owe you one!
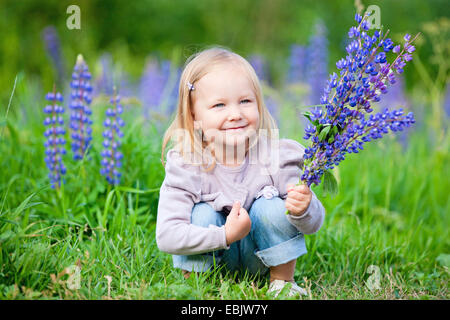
[225,201,251,246]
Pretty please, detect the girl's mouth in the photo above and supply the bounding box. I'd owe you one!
[223,125,248,132]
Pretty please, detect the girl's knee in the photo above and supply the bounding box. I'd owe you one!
[191,202,225,227]
[249,196,294,232]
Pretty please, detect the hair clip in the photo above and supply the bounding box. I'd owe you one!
[187,81,195,91]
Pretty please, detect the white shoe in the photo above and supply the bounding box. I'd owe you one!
[267,279,308,298]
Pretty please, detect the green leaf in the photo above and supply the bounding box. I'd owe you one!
[6,120,19,144]
[13,192,37,216]
[322,170,338,198]
[116,186,160,194]
[331,125,339,136]
[327,126,339,144]
[302,111,312,120]
[328,136,335,144]
[436,254,450,268]
[318,125,331,141]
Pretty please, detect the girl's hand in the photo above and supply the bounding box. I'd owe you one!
[285,183,312,216]
[225,201,251,246]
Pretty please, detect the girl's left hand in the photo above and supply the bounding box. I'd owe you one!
[285,183,312,216]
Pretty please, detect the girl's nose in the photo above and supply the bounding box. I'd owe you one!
[227,104,243,121]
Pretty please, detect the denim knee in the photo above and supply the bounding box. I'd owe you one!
[249,196,300,248]
[172,202,226,272]
[248,196,307,267]
[191,202,225,228]
[249,196,298,233]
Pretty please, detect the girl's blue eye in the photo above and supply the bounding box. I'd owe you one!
[213,100,251,108]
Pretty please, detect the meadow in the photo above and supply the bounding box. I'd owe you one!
[0,0,449,300]
[0,74,448,299]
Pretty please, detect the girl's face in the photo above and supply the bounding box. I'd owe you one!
[191,63,260,152]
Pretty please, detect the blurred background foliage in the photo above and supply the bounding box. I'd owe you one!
[0,0,448,103]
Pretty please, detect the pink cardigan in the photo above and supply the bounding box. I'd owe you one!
[156,134,326,255]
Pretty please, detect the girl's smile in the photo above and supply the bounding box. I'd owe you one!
[222,124,248,131]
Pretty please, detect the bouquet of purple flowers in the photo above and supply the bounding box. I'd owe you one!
[294,12,418,198]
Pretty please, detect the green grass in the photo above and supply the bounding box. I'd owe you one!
[0,77,448,300]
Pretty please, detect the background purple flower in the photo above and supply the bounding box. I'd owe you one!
[41,26,65,87]
[248,54,270,84]
[139,58,172,118]
[286,44,308,84]
[69,54,93,161]
[94,53,114,96]
[166,67,182,116]
[100,92,125,185]
[264,93,280,127]
[377,76,412,149]
[444,84,450,118]
[43,88,67,189]
[94,53,136,99]
[306,20,329,106]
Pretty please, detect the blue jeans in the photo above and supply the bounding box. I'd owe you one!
[172,196,307,276]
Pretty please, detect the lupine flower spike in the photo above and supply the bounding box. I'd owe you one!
[306,20,329,105]
[286,12,418,213]
[69,54,93,160]
[100,87,125,185]
[42,26,65,86]
[44,85,67,189]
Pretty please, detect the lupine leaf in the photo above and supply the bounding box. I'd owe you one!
[318,125,331,141]
[323,170,338,198]
[303,111,313,122]
[331,125,339,136]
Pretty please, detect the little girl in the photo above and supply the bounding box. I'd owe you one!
[156,46,326,298]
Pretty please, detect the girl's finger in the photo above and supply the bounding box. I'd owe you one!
[288,192,308,202]
[285,196,303,208]
[296,185,311,195]
[286,183,296,193]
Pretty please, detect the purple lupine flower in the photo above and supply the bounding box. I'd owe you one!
[248,54,269,84]
[166,67,182,116]
[377,76,411,149]
[69,54,93,161]
[94,53,135,101]
[94,53,114,96]
[44,86,67,189]
[100,90,125,185]
[119,73,135,99]
[444,84,450,118]
[295,12,418,190]
[42,26,65,86]
[306,21,329,105]
[286,44,308,84]
[139,59,171,117]
[264,94,280,127]
[284,44,310,128]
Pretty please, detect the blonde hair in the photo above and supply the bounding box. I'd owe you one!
[160,45,278,172]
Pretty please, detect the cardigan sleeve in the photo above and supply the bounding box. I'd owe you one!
[156,149,229,255]
[275,139,326,234]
